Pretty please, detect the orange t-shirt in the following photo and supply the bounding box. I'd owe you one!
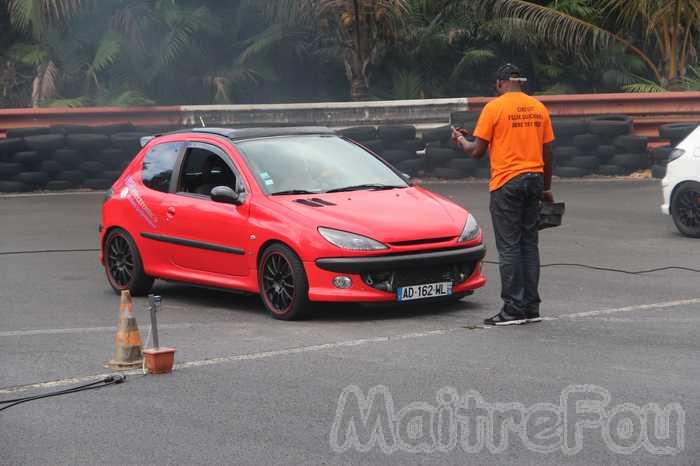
[473,92,555,191]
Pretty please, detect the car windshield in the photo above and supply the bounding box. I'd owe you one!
[236,135,408,195]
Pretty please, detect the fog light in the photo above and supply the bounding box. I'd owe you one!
[333,276,352,289]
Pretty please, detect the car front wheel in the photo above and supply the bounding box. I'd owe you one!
[104,228,154,296]
[258,244,311,320]
[671,182,700,238]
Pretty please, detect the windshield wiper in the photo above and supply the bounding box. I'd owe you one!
[325,184,405,193]
[270,189,318,196]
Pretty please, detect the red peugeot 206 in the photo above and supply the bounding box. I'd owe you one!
[100,127,486,319]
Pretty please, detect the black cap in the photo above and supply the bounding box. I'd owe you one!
[495,63,527,82]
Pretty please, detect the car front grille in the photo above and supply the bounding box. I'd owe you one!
[362,262,477,292]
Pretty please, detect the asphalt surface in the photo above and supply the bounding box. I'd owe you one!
[1,180,699,465]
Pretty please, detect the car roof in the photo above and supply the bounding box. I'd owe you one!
[166,126,336,141]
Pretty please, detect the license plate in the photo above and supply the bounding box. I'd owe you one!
[397,281,453,302]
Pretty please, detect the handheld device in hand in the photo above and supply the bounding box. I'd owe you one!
[538,202,565,230]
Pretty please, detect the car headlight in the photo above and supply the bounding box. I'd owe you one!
[458,214,480,242]
[668,148,685,163]
[318,227,388,250]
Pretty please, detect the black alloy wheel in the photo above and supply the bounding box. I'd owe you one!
[104,228,154,295]
[671,183,700,238]
[259,244,311,320]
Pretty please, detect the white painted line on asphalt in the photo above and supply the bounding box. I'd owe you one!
[542,297,700,321]
[0,190,105,198]
[2,297,697,395]
[0,322,209,338]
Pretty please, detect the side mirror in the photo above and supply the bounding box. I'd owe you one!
[401,172,421,186]
[211,186,242,205]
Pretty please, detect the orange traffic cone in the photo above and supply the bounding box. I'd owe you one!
[106,290,143,369]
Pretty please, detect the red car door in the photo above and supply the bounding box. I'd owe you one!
[158,141,251,277]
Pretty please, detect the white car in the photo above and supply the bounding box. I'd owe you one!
[661,125,700,237]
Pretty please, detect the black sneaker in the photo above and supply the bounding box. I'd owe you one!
[525,309,542,323]
[484,311,526,326]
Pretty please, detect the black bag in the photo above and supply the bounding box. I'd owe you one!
[538,202,565,230]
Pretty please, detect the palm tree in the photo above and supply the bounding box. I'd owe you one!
[265,0,410,100]
[473,0,700,90]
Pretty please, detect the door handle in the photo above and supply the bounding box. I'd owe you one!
[166,206,176,221]
[167,207,176,215]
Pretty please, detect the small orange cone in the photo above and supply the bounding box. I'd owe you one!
[106,290,143,369]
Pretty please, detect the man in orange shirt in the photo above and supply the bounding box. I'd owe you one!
[452,64,555,326]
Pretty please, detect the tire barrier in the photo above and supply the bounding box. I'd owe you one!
[0,117,694,193]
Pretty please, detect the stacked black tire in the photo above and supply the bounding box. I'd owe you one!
[337,125,427,176]
[649,123,699,179]
[552,116,650,178]
[0,124,172,193]
[423,111,489,179]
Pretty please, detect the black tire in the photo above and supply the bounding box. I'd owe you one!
[382,149,415,164]
[50,124,94,134]
[387,138,424,152]
[395,158,425,176]
[13,151,42,166]
[378,125,416,143]
[421,125,451,143]
[24,134,65,152]
[93,123,135,135]
[572,134,601,151]
[432,167,465,179]
[104,170,122,182]
[613,135,648,153]
[38,160,62,174]
[15,171,49,187]
[0,181,29,193]
[671,182,700,237]
[51,149,81,167]
[651,146,674,164]
[5,127,49,138]
[337,126,377,141]
[568,155,599,170]
[651,164,666,179]
[46,180,73,191]
[83,178,111,190]
[448,158,480,174]
[0,138,26,156]
[110,132,147,151]
[553,146,581,163]
[609,153,650,170]
[0,162,22,179]
[66,133,109,151]
[258,243,311,320]
[555,166,589,178]
[55,170,85,185]
[553,119,588,140]
[104,228,154,296]
[596,145,617,162]
[450,111,477,128]
[79,161,106,175]
[597,164,629,176]
[659,123,698,143]
[358,139,383,155]
[426,143,459,164]
[587,115,633,139]
[474,167,491,179]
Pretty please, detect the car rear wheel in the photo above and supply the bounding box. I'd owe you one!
[671,183,700,238]
[259,244,311,320]
[104,228,154,296]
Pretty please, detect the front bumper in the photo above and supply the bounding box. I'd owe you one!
[305,244,487,302]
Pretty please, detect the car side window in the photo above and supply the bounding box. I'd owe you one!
[178,147,238,197]
[141,142,182,193]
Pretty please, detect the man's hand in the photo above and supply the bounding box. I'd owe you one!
[542,190,554,203]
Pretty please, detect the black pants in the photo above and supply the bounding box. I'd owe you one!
[489,172,544,316]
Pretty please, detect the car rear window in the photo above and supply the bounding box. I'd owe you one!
[141,142,183,193]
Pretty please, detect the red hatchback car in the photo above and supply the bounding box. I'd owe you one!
[100,127,486,319]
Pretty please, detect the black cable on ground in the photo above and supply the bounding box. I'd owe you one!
[482,260,700,275]
[0,248,100,256]
[0,374,126,412]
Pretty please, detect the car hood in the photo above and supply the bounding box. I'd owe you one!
[271,187,465,243]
